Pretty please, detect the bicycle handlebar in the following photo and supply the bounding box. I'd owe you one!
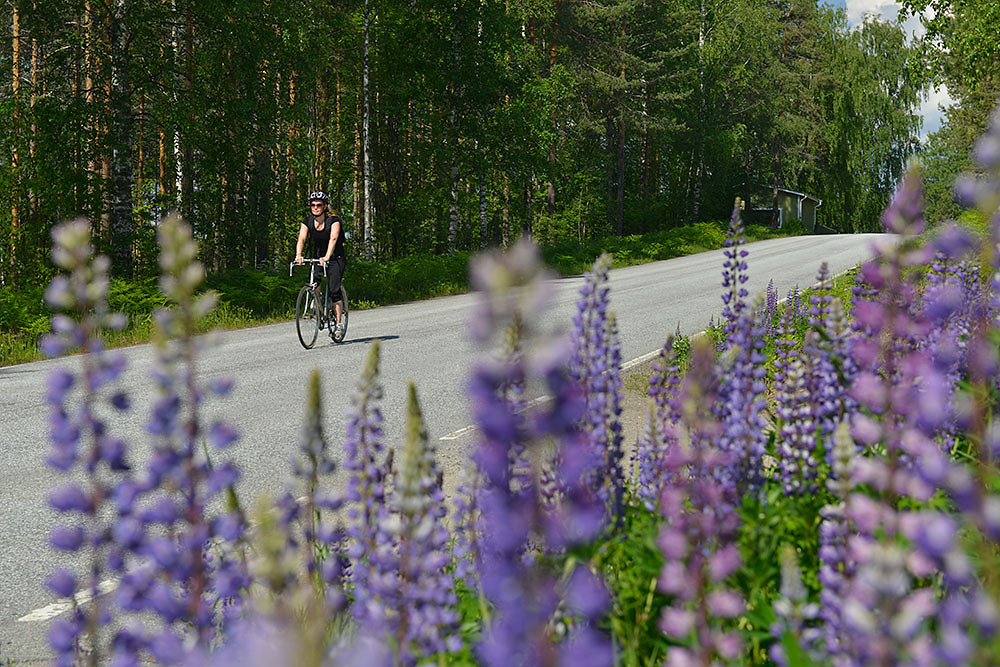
[289,258,328,278]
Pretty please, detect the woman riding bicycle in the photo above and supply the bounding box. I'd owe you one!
[294,191,346,338]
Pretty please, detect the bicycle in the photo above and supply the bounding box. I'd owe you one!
[289,259,349,348]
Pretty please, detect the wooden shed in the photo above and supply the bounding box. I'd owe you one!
[747,188,823,231]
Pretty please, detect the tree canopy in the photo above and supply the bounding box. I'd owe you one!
[1,0,924,284]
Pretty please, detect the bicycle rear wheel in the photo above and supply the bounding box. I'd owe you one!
[331,286,349,344]
[296,285,319,349]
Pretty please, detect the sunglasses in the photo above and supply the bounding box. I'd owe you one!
[310,202,325,207]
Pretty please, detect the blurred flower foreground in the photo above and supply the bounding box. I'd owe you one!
[36,108,1000,666]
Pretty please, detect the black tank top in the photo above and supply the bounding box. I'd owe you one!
[305,214,344,259]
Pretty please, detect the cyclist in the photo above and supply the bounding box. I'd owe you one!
[294,191,346,338]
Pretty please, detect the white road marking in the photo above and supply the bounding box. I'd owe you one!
[438,349,671,442]
[18,578,118,623]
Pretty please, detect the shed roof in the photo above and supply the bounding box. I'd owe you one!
[775,188,822,205]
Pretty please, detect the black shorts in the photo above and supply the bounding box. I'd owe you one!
[324,256,346,302]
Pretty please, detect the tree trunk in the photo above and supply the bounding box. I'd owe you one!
[641,82,650,227]
[502,178,510,247]
[29,11,38,176]
[479,168,488,249]
[137,97,144,194]
[448,156,459,252]
[606,109,615,232]
[4,0,21,274]
[446,4,460,253]
[362,0,373,261]
[287,73,297,214]
[158,0,170,209]
[108,0,135,277]
[335,67,343,213]
[545,13,557,222]
[353,117,362,248]
[181,5,194,211]
[691,0,706,224]
[11,0,21,266]
[616,112,625,236]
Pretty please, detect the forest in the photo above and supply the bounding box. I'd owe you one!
[2,0,929,286]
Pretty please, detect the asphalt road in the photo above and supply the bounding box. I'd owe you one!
[0,233,889,662]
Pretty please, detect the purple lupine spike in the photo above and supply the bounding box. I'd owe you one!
[569,253,625,522]
[714,300,769,494]
[765,278,778,337]
[827,168,1000,663]
[633,335,684,510]
[450,464,485,590]
[469,241,610,666]
[883,168,926,236]
[808,263,832,326]
[787,286,802,324]
[109,216,248,661]
[808,296,858,454]
[381,382,461,663]
[42,218,135,665]
[714,204,769,493]
[657,337,745,665]
[774,353,820,496]
[289,369,345,614]
[343,340,394,633]
[769,545,822,666]
[817,422,857,662]
[720,199,750,345]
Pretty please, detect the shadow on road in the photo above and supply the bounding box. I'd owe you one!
[327,335,400,347]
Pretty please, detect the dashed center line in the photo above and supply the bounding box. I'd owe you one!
[438,348,668,442]
[18,578,118,623]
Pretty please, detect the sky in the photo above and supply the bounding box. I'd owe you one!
[828,0,949,139]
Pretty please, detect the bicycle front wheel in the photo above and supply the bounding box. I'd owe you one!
[332,286,349,344]
[296,285,319,349]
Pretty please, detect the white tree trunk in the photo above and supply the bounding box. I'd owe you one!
[362,0,373,261]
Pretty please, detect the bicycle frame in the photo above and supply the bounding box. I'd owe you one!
[290,259,330,317]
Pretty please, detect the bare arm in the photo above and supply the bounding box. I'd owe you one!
[295,222,309,263]
[322,219,341,263]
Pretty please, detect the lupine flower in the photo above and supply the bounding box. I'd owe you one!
[774,351,820,495]
[450,464,485,589]
[342,341,394,633]
[468,240,610,666]
[765,278,778,336]
[231,493,347,666]
[804,271,858,455]
[42,218,133,666]
[632,335,683,511]
[769,545,821,666]
[290,370,341,574]
[817,422,859,663]
[380,382,461,663]
[569,253,625,522]
[829,169,996,663]
[110,216,247,661]
[720,199,750,342]
[657,338,745,665]
[714,202,769,494]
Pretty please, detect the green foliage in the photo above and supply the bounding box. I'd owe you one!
[0,0,923,286]
[595,502,671,666]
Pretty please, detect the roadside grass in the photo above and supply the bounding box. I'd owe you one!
[0,220,795,367]
[621,266,860,400]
